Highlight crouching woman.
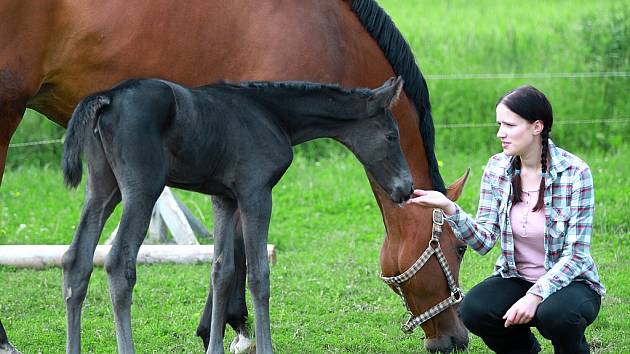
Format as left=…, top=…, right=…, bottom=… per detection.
left=408, top=86, right=604, bottom=354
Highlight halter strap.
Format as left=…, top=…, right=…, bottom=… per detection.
left=380, top=209, right=463, bottom=334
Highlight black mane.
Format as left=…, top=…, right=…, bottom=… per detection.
left=216, top=80, right=373, bottom=98
left=351, top=0, right=445, bottom=193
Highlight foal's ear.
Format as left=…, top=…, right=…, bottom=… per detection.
left=368, top=76, right=404, bottom=113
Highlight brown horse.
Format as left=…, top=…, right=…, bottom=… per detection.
left=0, top=0, right=468, bottom=352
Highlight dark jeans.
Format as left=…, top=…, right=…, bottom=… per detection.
left=459, top=275, right=601, bottom=354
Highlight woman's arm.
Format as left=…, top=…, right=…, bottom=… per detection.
left=408, top=159, right=503, bottom=255
left=527, top=166, right=595, bottom=300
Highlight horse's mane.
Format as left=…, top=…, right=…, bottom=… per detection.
left=351, top=0, right=445, bottom=193
left=217, top=80, right=373, bottom=98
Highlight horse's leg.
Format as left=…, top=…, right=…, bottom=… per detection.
left=0, top=319, right=20, bottom=354
left=104, top=178, right=162, bottom=354
left=0, top=98, right=25, bottom=186
left=226, top=220, right=251, bottom=353
left=0, top=320, right=6, bottom=345
left=238, top=191, right=273, bottom=354
left=197, top=216, right=250, bottom=353
left=197, top=291, right=213, bottom=350
left=206, top=196, right=239, bottom=354
left=62, top=143, right=121, bottom=354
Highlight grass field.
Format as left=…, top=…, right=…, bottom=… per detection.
left=1, top=146, right=629, bottom=353
left=2, top=0, right=629, bottom=353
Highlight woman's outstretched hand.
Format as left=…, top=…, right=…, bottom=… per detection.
left=407, top=189, right=457, bottom=216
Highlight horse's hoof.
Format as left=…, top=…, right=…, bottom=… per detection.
left=229, top=334, right=255, bottom=354
left=0, top=342, right=21, bottom=354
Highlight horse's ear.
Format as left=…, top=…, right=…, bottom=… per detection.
left=446, top=168, right=470, bottom=202
left=388, top=76, right=404, bottom=109
left=368, top=76, right=404, bottom=113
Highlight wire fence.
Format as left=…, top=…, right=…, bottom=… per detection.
left=425, top=71, right=630, bottom=80
left=8, top=138, right=64, bottom=148
left=8, top=118, right=629, bottom=148
left=7, top=71, right=628, bottom=148
left=434, top=117, right=630, bottom=129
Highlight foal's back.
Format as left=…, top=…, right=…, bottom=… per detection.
left=97, top=79, right=294, bottom=196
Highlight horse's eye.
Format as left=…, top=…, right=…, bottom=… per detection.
left=456, top=245, right=467, bottom=261
left=385, top=134, right=396, bottom=141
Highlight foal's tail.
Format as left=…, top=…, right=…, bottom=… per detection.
left=62, top=94, right=111, bottom=189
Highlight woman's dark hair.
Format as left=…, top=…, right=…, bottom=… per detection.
left=496, top=85, right=553, bottom=211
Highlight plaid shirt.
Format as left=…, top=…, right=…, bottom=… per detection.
left=446, top=140, right=605, bottom=300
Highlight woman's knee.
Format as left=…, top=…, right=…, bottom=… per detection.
left=536, top=305, right=586, bottom=339
left=536, top=286, right=600, bottom=338
left=459, top=294, right=498, bottom=332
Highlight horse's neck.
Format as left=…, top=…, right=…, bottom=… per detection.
left=246, top=90, right=351, bottom=145
left=270, top=108, right=340, bottom=146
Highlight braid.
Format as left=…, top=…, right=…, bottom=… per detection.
left=511, top=157, right=522, bottom=205
left=533, top=130, right=549, bottom=211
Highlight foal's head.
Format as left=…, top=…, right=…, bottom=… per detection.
left=332, top=76, right=412, bottom=204
left=224, top=76, right=413, bottom=204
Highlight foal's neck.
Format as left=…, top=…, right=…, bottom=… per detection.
left=220, top=82, right=370, bottom=145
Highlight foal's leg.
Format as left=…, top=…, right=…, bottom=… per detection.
left=62, top=147, right=120, bottom=354
left=226, top=222, right=251, bottom=353
left=238, top=191, right=273, bottom=354
left=0, top=319, right=20, bottom=354
left=104, top=185, right=162, bottom=354
left=102, top=129, right=166, bottom=353
left=206, top=196, right=239, bottom=354
left=197, top=215, right=249, bottom=352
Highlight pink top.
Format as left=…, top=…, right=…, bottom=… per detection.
left=509, top=190, right=546, bottom=282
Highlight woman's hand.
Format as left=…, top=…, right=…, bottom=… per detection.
left=406, top=189, right=457, bottom=215
left=502, top=293, right=542, bottom=327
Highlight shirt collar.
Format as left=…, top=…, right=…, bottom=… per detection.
left=547, top=139, right=570, bottom=183
left=503, top=139, right=569, bottom=180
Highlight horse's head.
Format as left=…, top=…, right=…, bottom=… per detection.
left=399, top=171, right=471, bottom=353
left=334, top=76, right=413, bottom=204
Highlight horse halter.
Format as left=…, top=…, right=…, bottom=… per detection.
left=380, top=209, right=463, bottom=334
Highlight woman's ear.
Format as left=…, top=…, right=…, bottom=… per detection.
left=533, top=120, right=544, bottom=135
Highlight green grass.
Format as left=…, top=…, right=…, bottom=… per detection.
left=1, top=146, right=628, bottom=353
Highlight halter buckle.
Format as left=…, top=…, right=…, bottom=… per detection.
left=451, top=288, right=464, bottom=303
left=432, top=208, right=444, bottom=226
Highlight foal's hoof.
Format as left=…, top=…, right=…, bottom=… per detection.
left=0, top=341, right=21, bottom=354
left=229, top=334, right=255, bottom=354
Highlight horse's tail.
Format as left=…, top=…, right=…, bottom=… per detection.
left=62, top=94, right=111, bottom=189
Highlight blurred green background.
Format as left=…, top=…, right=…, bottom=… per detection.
left=7, top=0, right=629, bottom=168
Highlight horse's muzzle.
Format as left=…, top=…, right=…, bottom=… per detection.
left=390, top=181, right=413, bottom=205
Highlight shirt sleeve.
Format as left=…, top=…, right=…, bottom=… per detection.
left=445, top=159, right=501, bottom=255
left=527, top=166, right=595, bottom=300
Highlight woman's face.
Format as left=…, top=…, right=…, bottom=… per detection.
left=495, top=103, right=543, bottom=156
